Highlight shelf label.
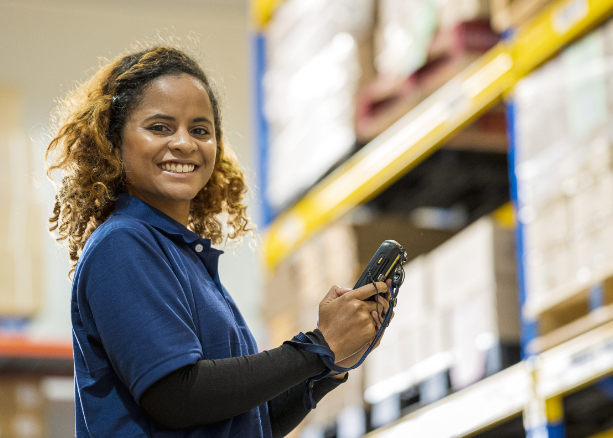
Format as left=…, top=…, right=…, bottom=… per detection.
left=553, top=0, right=589, bottom=34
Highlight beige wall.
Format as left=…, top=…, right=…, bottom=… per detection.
left=0, top=0, right=266, bottom=343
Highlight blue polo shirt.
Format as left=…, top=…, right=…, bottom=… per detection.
left=71, top=194, right=272, bottom=437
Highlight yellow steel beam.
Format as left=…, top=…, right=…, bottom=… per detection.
left=513, top=0, right=613, bottom=75
left=262, top=0, right=613, bottom=270
left=251, top=0, right=286, bottom=30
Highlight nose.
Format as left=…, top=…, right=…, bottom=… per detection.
left=168, top=128, right=197, bottom=154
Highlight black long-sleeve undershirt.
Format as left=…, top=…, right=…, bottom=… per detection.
left=140, top=330, right=346, bottom=435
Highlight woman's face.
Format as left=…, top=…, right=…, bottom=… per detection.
left=120, top=73, right=217, bottom=223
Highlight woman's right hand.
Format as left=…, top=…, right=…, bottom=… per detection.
left=316, top=282, right=389, bottom=362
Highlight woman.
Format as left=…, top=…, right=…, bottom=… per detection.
left=46, top=46, right=390, bottom=437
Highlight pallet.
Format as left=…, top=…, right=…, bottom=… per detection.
left=526, top=277, right=613, bottom=354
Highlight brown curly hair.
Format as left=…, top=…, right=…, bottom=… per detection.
left=46, top=46, right=253, bottom=276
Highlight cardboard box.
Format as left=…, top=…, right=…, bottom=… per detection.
left=0, top=87, right=44, bottom=317
left=364, top=324, right=404, bottom=389
left=351, top=216, right=455, bottom=270
left=448, top=289, right=495, bottom=389
left=563, top=29, right=608, bottom=143
left=415, top=310, right=449, bottom=363
left=513, top=56, right=566, bottom=165
left=523, top=198, right=568, bottom=253
left=388, top=256, right=429, bottom=332
left=429, top=216, right=515, bottom=309
left=0, top=376, right=46, bottom=438
left=263, top=223, right=359, bottom=340
left=568, top=170, right=613, bottom=235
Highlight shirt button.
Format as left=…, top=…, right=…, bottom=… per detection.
left=195, top=244, right=203, bottom=253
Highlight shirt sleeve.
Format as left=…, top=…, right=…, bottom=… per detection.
left=268, top=374, right=347, bottom=438
left=139, top=329, right=342, bottom=431
left=76, top=225, right=203, bottom=402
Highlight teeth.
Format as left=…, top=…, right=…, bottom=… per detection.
left=160, top=163, right=196, bottom=173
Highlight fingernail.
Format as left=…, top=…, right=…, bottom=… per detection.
left=340, top=287, right=351, bottom=292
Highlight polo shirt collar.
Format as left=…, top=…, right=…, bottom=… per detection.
left=113, top=194, right=210, bottom=246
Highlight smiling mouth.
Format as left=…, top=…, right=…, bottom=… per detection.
left=158, top=163, right=197, bottom=173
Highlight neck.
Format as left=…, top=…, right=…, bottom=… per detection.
left=124, top=187, right=191, bottom=226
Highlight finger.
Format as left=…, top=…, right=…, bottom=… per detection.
left=322, top=285, right=352, bottom=303
left=337, top=287, right=353, bottom=297
left=376, top=295, right=390, bottom=315
left=385, top=279, right=392, bottom=300
left=363, top=296, right=390, bottom=317
left=345, top=281, right=388, bottom=301
left=371, top=310, right=382, bottom=330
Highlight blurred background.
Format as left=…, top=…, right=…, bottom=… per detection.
left=1, top=0, right=613, bottom=436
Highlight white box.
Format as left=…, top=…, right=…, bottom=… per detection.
left=394, top=256, right=429, bottom=332
left=523, top=199, right=568, bottom=252
left=448, top=289, right=495, bottom=389
left=562, top=29, right=608, bottom=142
left=414, top=310, right=449, bottom=363
left=430, top=216, right=515, bottom=309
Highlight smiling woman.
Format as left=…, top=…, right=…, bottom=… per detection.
left=120, top=74, right=218, bottom=225
left=45, top=46, right=392, bottom=438
left=46, top=47, right=251, bottom=272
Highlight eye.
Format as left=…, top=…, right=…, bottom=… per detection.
left=191, top=127, right=211, bottom=136
left=148, top=124, right=169, bottom=133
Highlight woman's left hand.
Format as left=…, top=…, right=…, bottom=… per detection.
left=331, top=281, right=393, bottom=378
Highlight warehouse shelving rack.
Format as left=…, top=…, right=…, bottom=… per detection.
left=253, top=0, right=613, bottom=436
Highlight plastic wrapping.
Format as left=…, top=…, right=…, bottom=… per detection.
left=264, top=0, right=375, bottom=213
left=514, top=23, right=613, bottom=302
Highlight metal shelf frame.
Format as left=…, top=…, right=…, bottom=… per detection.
left=251, top=1, right=613, bottom=437
left=256, top=0, right=613, bottom=271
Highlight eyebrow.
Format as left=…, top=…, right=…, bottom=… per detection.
left=144, top=114, right=213, bottom=124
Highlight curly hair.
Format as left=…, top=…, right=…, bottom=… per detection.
left=46, top=46, right=253, bottom=276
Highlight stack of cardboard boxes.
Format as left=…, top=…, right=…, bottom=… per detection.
left=515, top=21, right=613, bottom=313
left=0, top=88, right=43, bottom=318
left=0, top=376, right=46, bottom=438
left=364, top=215, right=519, bottom=430
left=264, top=218, right=455, bottom=436
left=267, top=213, right=519, bottom=436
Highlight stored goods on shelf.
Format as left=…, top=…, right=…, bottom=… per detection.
left=264, top=218, right=455, bottom=435
left=1, top=376, right=45, bottom=438
left=0, top=374, right=74, bottom=438
left=263, top=0, right=375, bottom=215
left=374, top=0, right=491, bottom=80
left=430, top=216, right=519, bottom=389
left=363, top=214, right=520, bottom=431
left=0, top=88, right=44, bottom=318
left=358, top=19, right=499, bottom=143
left=490, top=0, right=556, bottom=33
left=514, top=18, right=613, bottom=353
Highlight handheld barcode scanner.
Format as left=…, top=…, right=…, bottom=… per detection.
left=285, top=240, right=407, bottom=410
left=354, top=240, right=407, bottom=305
